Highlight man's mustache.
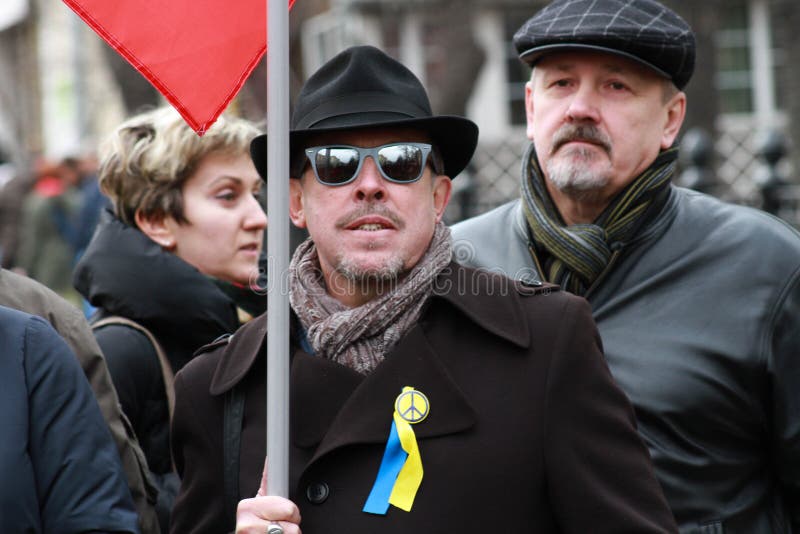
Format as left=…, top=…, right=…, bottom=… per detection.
left=336, top=204, right=405, bottom=230
left=551, top=124, right=612, bottom=155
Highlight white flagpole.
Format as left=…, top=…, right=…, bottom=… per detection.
left=266, top=0, right=290, bottom=497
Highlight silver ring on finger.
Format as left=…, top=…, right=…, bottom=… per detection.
left=267, top=521, right=284, bottom=534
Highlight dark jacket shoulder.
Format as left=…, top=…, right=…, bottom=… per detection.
left=176, top=314, right=267, bottom=400
left=176, top=334, right=234, bottom=393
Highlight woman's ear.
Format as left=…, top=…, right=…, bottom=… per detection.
left=134, top=209, right=176, bottom=249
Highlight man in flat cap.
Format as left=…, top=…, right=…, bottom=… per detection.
left=169, top=45, right=678, bottom=533
left=453, top=0, right=800, bottom=531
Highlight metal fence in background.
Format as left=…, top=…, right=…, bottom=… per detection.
left=445, top=128, right=799, bottom=230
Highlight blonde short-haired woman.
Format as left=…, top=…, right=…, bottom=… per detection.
left=74, top=106, right=267, bottom=532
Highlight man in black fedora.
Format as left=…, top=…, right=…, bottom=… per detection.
left=452, top=0, right=800, bottom=531
left=169, top=45, right=677, bottom=533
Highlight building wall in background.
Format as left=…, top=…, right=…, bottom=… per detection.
left=37, top=0, right=126, bottom=159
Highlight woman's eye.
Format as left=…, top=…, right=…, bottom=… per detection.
left=215, top=190, right=237, bottom=201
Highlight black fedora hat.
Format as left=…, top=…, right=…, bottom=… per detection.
left=250, top=45, right=479, bottom=180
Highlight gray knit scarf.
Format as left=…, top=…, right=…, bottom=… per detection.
left=289, top=222, right=452, bottom=374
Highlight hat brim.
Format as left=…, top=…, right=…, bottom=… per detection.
left=250, top=114, right=478, bottom=182
left=519, top=43, right=672, bottom=81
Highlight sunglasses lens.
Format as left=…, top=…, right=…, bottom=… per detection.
left=378, top=144, right=424, bottom=182
left=314, top=147, right=360, bottom=184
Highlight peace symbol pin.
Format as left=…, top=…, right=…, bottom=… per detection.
left=394, top=388, right=430, bottom=424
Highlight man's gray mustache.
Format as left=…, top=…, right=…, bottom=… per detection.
left=551, top=124, right=612, bottom=155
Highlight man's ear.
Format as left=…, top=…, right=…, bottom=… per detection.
left=432, top=174, right=452, bottom=223
left=134, top=209, right=176, bottom=249
left=661, top=91, right=687, bottom=149
left=289, top=178, right=308, bottom=229
left=525, top=80, right=536, bottom=141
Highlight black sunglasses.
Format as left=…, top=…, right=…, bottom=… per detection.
left=300, top=142, right=443, bottom=186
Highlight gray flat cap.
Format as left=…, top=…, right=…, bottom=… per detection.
left=513, top=0, right=695, bottom=89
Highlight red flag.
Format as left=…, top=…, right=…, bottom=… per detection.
left=64, top=0, right=295, bottom=135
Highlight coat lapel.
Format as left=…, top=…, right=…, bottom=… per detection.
left=432, top=262, right=535, bottom=347
left=208, top=263, right=542, bottom=482
left=208, top=313, right=267, bottom=395
left=293, top=325, right=476, bottom=469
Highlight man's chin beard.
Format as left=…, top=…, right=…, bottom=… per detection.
left=545, top=150, right=611, bottom=202
left=334, top=256, right=405, bottom=284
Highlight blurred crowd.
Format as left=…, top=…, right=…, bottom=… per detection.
left=0, top=152, right=107, bottom=307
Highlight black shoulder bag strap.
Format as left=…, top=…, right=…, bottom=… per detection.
left=223, top=382, right=247, bottom=523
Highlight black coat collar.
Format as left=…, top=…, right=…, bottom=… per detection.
left=75, top=210, right=240, bottom=353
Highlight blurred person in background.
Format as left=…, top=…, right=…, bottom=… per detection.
left=0, top=152, right=31, bottom=268
left=73, top=106, right=267, bottom=532
left=74, top=154, right=109, bottom=255
left=56, top=154, right=110, bottom=318
left=50, top=154, right=111, bottom=262
left=16, top=156, right=83, bottom=302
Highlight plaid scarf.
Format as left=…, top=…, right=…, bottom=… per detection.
left=521, top=143, right=678, bottom=295
left=289, top=222, right=452, bottom=375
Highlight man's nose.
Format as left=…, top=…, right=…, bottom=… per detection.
left=565, top=86, right=601, bottom=123
left=353, top=156, right=386, bottom=201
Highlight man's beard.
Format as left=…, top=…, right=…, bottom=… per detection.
left=324, top=252, right=407, bottom=299
left=545, top=123, right=613, bottom=199
left=330, top=202, right=408, bottom=287
left=334, top=254, right=404, bottom=283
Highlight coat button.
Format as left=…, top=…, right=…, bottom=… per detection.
left=306, top=482, right=329, bottom=504
left=519, top=274, right=543, bottom=287
left=516, top=273, right=545, bottom=295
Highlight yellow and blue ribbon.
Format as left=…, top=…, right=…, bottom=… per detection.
left=363, top=386, right=425, bottom=514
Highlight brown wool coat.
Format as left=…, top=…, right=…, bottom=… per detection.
left=170, top=263, right=677, bottom=533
